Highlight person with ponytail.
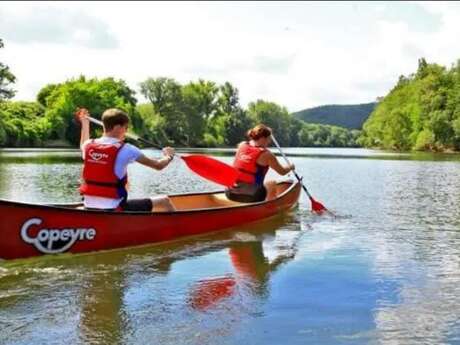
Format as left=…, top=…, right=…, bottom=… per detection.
left=225, top=124, right=295, bottom=203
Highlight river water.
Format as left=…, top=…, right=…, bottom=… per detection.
left=0, top=148, right=460, bottom=345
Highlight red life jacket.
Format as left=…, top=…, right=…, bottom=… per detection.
left=79, top=140, right=128, bottom=199
left=233, top=142, right=268, bottom=185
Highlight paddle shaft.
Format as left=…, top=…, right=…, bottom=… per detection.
left=270, top=135, right=313, bottom=199
left=87, top=116, right=163, bottom=150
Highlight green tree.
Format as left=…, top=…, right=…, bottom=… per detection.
left=182, top=79, right=219, bottom=146
left=247, top=100, right=292, bottom=145
left=298, top=125, right=314, bottom=146
left=0, top=101, right=48, bottom=146
left=288, top=118, right=303, bottom=146
left=0, top=39, right=16, bottom=101
left=359, top=58, right=460, bottom=151
left=217, top=82, right=240, bottom=116
left=139, top=77, right=189, bottom=145
left=221, top=108, right=254, bottom=146
left=135, top=103, right=169, bottom=146
left=36, top=83, right=60, bottom=107
left=42, top=76, right=137, bottom=146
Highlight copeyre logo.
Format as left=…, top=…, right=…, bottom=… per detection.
left=20, top=218, right=96, bottom=254
left=88, top=149, right=109, bottom=162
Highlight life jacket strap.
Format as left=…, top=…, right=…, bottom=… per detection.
left=83, top=180, right=125, bottom=187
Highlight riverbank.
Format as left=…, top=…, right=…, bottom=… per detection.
left=3, top=147, right=460, bottom=163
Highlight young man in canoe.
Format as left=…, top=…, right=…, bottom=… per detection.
left=77, top=107, right=176, bottom=212
left=226, top=124, right=295, bottom=202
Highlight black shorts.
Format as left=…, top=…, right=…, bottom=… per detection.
left=225, top=183, right=267, bottom=203
left=119, top=198, right=153, bottom=212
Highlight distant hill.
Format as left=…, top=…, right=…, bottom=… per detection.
left=292, top=102, right=377, bottom=129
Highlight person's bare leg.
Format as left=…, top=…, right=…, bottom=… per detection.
left=264, top=180, right=278, bottom=200
left=151, top=195, right=176, bottom=212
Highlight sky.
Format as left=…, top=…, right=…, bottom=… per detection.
left=1, top=1, right=460, bottom=112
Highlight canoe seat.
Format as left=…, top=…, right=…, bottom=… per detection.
left=171, top=192, right=244, bottom=211
left=210, top=193, right=245, bottom=207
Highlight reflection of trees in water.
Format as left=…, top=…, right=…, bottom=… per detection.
left=368, top=163, right=460, bottom=343
left=0, top=158, right=7, bottom=196
left=78, top=270, right=125, bottom=345
left=0, top=152, right=82, bottom=202
left=0, top=155, right=80, bottom=164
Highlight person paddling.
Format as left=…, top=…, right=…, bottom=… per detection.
left=226, top=124, right=295, bottom=202
left=77, top=107, right=176, bottom=212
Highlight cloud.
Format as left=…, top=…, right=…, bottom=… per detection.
left=253, top=55, right=296, bottom=74
left=2, top=2, right=460, bottom=111
left=0, top=6, right=118, bottom=49
left=373, top=2, right=443, bottom=33
left=184, top=54, right=296, bottom=76
left=402, top=42, right=426, bottom=60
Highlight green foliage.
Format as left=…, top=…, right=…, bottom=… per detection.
left=36, top=83, right=59, bottom=107
left=139, top=78, right=259, bottom=147
left=139, top=77, right=189, bottom=145
left=0, top=101, right=48, bottom=146
left=42, top=76, right=137, bottom=146
left=360, top=58, right=460, bottom=151
left=182, top=79, right=219, bottom=146
left=217, top=82, right=254, bottom=146
left=293, top=102, right=377, bottom=129
left=248, top=100, right=292, bottom=145
left=298, top=123, right=359, bottom=147
left=0, top=39, right=16, bottom=101
left=2, top=74, right=359, bottom=148
left=135, top=103, right=169, bottom=146
left=414, top=129, right=435, bottom=151
left=221, top=108, right=254, bottom=146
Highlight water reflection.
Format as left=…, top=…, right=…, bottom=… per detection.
left=2, top=149, right=460, bottom=344
left=120, top=214, right=303, bottom=345
left=0, top=213, right=303, bottom=345
left=347, top=160, right=460, bottom=344
left=188, top=223, right=301, bottom=312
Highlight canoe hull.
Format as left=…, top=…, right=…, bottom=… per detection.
left=0, top=181, right=300, bottom=260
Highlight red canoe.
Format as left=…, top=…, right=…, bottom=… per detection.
left=0, top=181, right=301, bottom=260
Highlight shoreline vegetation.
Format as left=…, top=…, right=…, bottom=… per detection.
left=2, top=40, right=460, bottom=152
left=0, top=37, right=357, bottom=150
left=0, top=76, right=360, bottom=149
left=359, top=58, right=460, bottom=152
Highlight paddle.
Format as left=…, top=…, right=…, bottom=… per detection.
left=270, top=134, right=331, bottom=215
left=80, top=115, right=239, bottom=187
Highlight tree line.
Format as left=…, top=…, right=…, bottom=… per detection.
left=0, top=39, right=359, bottom=148
left=359, top=58, right=460, bottom=151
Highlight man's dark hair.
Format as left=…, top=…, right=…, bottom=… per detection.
left=102, top=108, right=129, bottom=131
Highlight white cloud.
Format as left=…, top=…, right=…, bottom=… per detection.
left=1, top=1, right=460, bottom=111
left=0, top=5, right=118, bottom=48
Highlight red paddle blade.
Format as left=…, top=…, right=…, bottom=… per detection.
left=181, top=154, right=238, bottom=187
left=310, top=197, right=327, bottom=214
